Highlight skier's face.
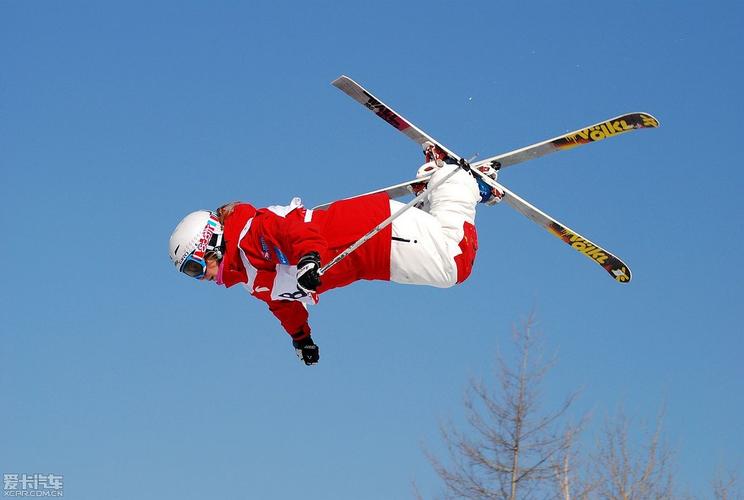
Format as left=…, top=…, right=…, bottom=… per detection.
left=200, top=257, right=220, bottom=282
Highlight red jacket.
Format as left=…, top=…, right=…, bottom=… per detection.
left=219, top=193, right=392, bottom=340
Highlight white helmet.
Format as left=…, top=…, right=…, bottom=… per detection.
left=169, top=210, right=224, bottom=278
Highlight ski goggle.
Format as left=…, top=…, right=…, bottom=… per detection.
left=180, top=252, right=209, bottom=279
left=178, top=214, right=222, bottom=280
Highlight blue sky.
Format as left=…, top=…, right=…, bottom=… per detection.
left=1, top=1, right=742, bottom=498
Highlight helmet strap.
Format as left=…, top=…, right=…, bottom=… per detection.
left=208, top=231, right=225, bottom=261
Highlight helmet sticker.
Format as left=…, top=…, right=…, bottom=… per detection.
left=192, top=218, right=219, bottom=261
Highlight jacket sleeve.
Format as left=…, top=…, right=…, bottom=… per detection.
left=258, top=208, right=330, bottom=264
left=267, top=299, right=311, bottom=341
left=252, top=269, right=312, bottom=341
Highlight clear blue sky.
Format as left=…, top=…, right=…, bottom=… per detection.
left=2, top=1, right=742, bottom=498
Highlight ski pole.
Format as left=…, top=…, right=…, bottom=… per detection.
left=318, top=164, right=463, bottom=277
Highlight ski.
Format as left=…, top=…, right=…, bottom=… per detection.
left=332, top=76, right=461, bottom=163
left=312, top=176, right=428, bottom=211
left=331, top=75, right=649, bottom=283
left=333, top=76, right=658, bottom=172
left=470, top=112, right=659, bottom=171
left=487, top=178, right=631, bottom=282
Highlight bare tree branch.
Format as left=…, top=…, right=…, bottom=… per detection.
left=712, top=468, right=743, bottom=500
left=421, top=314, right=739, bottom=499
left=590, top=407, right=676, bottom=500
left=425, top=314, right=585, bottom=499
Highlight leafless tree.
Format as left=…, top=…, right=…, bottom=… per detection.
left=419, top=315, right=741, bottom=500
left=589, top=408, right=676, bottom=499
left=712, top=469, right=743, bottom=500
left=552, top=429, right=597, bottom=500
left=424, top=315, right=585, bottom=500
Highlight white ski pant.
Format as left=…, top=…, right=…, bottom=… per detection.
left=389, top=164, right=481, bottom=288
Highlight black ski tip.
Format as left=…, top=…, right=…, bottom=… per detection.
left=607, top=263, right=632, bottom=284
left=630, top=112, right=661, bottom=128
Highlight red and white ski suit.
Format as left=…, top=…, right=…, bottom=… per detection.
left=218, top=164, right=481, bottom=341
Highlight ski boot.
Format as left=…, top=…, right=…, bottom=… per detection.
left=409, top=141, right=447, bottom=196
left=473, top=161, right=504, bottom=205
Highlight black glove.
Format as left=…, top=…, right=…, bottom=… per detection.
left=296, top=251, right=321, bottom=293
left=292, top=336, right=320, bottom=366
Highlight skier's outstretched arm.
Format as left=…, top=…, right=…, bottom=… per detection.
left=267, top=299, right=320, bottom=366
left=266, top=297, right=311, bottom=339
left=253, top=282, right=320, bottom=366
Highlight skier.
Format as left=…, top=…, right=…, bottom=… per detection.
left=168, top=151, right=502, bottom=366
